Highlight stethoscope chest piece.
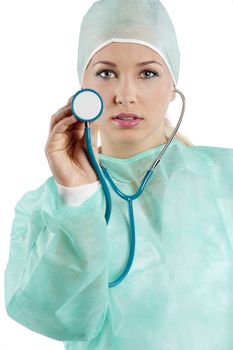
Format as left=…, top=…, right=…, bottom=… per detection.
left=71, top=88, right=104, bottom=122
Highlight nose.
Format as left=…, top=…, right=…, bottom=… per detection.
left=115, top=96, right=137, bottom=105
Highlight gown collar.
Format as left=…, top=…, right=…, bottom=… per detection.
left=98, top=139, right=189, bottom=183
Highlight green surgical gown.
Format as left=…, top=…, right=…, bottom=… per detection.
left=4, top=139, right=233, bottom=349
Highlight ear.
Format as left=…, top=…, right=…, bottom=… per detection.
left=170, top=84, right=176, bottom=102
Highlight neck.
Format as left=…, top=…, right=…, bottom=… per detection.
left=99, top=133, right=168, bottom=159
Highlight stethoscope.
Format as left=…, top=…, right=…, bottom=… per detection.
left=71, top=87, right=185, bottom=288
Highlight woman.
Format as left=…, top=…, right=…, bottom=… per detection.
left=4, top=0, right=233, bottom=349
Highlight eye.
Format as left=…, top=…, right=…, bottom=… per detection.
left=96, top=70, right=116, bottom=79
left=140, top=70, right=159, bottom=79
left=96, top=69, right=159, bottom=80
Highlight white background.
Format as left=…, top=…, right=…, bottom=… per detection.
left=0, top=1, right=233, bottom=349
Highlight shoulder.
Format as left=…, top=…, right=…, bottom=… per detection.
left=190, top=144, right=233, bottom=166
left=189, top=144, right=233, bottom=189
left=173, top=139, right=233, bottom=169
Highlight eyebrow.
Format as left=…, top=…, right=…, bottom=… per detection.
left=93, top=60, right=162, bottom=67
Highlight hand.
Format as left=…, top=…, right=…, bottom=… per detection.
left=45, top=95, right=100, bottom=187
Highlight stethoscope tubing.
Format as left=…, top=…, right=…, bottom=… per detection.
left=84, top=88, right=185, bottom=288
left=84, top=126, right=112, bottom=223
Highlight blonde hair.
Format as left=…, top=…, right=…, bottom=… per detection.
left=164, top=117, right=194, bottom=147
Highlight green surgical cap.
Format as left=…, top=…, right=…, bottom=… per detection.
left=77, top=0, right=180, bottom=87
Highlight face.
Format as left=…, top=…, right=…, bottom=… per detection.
left=82, top=42, right=176, bottom=158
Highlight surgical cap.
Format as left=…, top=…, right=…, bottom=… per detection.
left=77, top=0, right=180, bottom=87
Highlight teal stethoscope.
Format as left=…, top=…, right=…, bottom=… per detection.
left=71, top=88, right=185, bottom=288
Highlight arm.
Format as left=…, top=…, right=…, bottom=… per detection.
left=4, top=176, right=109, bottom=342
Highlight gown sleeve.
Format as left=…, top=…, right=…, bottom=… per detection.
left=55, top=180, right=101, bottom=207
left=4, top=176, right=109, bottom=342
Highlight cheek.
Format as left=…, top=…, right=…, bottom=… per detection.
left=145, top=89, right=167, bottom=110
left=145, top=91, right=171, bottom=121
left=99, top=89, right=112, bottom=104
left=148, top=83, right=172, bottom=109
left=95, top=110, right=109, bottom=128
left=99, top=94, right=114, bottom=118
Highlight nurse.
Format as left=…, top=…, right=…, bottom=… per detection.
left=5, top=0, right=233, bottom=349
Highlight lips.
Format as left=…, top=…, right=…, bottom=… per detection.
left=112, top=113, right=143, bottom=120
left=111, top=113, right=144, bottom=128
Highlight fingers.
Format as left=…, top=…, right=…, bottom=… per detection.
left=66, top=94, right=75, bottom=106
left=50, top=99, right=84, bottom=136
left=50, top=115, right=79, bottom=136
left=48, top=94, right=100, bottom=148
left=49, top=94, right=75, bottom=133
left=49, top=105, right=71, bottom=132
